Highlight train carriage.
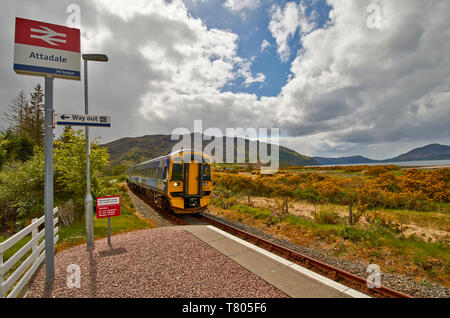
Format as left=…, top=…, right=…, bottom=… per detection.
left=127, top=150, right=213, bottom=214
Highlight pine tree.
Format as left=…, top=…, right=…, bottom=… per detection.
left=29, top=83, right=45, bottom=146
left=3, top=91, right=31, bottom=137
left=3, top=84, right=45, bottom=146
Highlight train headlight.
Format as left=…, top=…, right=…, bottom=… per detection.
left=202, top=182, right=209, bottom=186
left=173, top=182, right=181, bottom=187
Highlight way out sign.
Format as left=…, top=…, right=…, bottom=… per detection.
left=55, top=113, right=111, bottom=127
left=14, top=17, right=81, bottom=80
left=96, top=196, right=121, bottom=219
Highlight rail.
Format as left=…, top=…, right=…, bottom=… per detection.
left=199, top=213, right=411, bottom=298
left=0, top=207, right=59, bottom=298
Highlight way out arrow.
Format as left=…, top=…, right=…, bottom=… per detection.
left=60, top=115, right=70, bottom=120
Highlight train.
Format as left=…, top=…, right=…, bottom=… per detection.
left=127, top=149, right=213, bottom=214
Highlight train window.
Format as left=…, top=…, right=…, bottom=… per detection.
left=171, top=163, right=183, bottom=181
left=202, top=164, right=211, bottom=181
left=163, top=167, right=168, bottom=180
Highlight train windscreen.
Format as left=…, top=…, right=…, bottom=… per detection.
left=171, top=163, right=183, bottom=181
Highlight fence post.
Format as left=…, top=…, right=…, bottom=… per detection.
left=349, top=204, right=353, bottom=225
left=32, top=218, right=38, bottom=262
left=0, top=246, right=4, bottom=298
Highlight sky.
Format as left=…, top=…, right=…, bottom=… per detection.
left=1, top=0, right=449, bottom=160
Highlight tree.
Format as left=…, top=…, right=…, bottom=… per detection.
left=3, top=85, right=45, bottom=146
left=0, top=128, right=112, bottom=231
left=28, top=83, right=45, bottom=145
left=0, top=129, right=35, bottom=169
left=59, top=125, right=74, bottom=143
left=54, top=128, right=111, bottom=211
left=3, top=91, right=31, bottom=137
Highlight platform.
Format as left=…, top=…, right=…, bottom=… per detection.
left=25, top=226, right=370, bottom=298
left=174, top=225, right=369, bottom=298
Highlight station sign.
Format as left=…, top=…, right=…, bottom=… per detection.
left=55, top=113, right=111, bottom=127
left=14, top=17, right=81, bottom=80
left=96, top=196, right=121, bottom=219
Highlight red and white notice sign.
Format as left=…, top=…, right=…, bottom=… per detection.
left=96, top=195, right=121, bottom=219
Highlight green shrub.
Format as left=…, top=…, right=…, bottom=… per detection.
left=314, top=206, right=341, bottom=224
left=338, top=226, right=376, bottom=242
left=235, top=204, right=272, bottom=220
left=211, top=197, right=239, bottom=209
left=0, top=128, right=112, bottom=232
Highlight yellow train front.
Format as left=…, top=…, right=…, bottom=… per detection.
left=127, top=150, right=213, bottom=214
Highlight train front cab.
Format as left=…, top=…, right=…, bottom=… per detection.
left=167, top=151, right=212, bottom=214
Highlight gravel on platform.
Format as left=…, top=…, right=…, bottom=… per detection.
left=25, top=228, right=288, bottom=298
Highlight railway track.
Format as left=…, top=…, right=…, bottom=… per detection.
left=129, top=186, right=411, bottom=298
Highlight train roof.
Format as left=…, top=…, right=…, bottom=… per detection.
left=130, top=149, right=211, bottom=169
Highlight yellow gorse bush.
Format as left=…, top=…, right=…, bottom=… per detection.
left=214, top=168, right=450, bottom=211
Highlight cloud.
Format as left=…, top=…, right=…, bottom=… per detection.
left=87, top=0, right=272, bottom=133
left=274, top=0, right=450, bottom=157
left=269, top=1, right=315, bottom=62
left=223, top=0, right=260, bottom=12
left=1, top=0, right=449, bottom=160
left=261, top=39, right=271, bottom=52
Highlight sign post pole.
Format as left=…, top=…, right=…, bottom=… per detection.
left=44, top=75, right=54, bottom=282
left=84, top=59, right=94, bottom=247
left=108, top=217, right=111, bottom=246
left=96, top=195, right=120, bottom=247
left=82, top=54, right=108, bottom=248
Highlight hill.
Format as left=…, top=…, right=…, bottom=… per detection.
left=102, top=134, right=319, bottom=167
left=313, top=144, right=450, bottom=165
left=384, top=144, right=450, bottom=162
left=314, top=156, right=379, bottom=165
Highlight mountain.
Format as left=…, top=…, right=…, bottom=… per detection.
left=102, top=134, right=319, bottom=167
left=314, top=144, right=450, bottom=165
left=314, top=156, right=379, bottom=165
left=384, top=144, right=450, bottom=162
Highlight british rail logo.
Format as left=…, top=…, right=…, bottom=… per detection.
left=30, top=25, right=67, bottom=46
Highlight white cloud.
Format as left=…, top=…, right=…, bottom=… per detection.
left=261, top=39, right=271, bottom=52
left=87, top=0, right=450, bottom=158
left=91, top=0, right=272, bottom=131
left=244, top=72, right=266, bottom=86
left=2, top=0, right=449, bottom=159
left=223, top=0, right=260, bottom=12
left=268, top=1, right=315, bottom=62
left=273, top=0, right=450, bottom=157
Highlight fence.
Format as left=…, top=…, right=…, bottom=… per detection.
left=0, top=207, right=59, bottom=298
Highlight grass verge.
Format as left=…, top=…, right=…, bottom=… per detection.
left=56, top=186, right=155, bottom=252
left=210, top=200, right=450, bottom=288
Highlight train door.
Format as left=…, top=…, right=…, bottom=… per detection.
left=187, top=162, right=200, bottom=195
